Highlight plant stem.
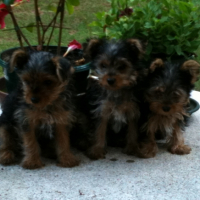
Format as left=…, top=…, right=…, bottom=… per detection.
left=9, top=10, right=23, bottom=48
left=34, top=0, right=41, bottom=46
left=9, top=8, right=34, bottom=50
left=45, top=19, right=57, bottom=51
left=57, top=0, right=65, bottom=55
left=2, top=25, right=70, bottom=31
left=44, top=0, right=62, bottom=32
left=41, top=0, right=62, bottom=49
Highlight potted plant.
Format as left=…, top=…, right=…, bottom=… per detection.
left=0, top=0, right=90, bottom=94
left=89, top=0, right=200, bottom=61
left=89, top=0, right=200, bottom=113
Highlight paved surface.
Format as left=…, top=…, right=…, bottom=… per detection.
left=0, top=91, right=200, bottom=200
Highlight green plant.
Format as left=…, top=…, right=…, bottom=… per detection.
left=0, top=0, right=80, bottom=54
left=90, top=0, right=200, bottom=60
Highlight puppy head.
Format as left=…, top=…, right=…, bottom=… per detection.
left=85, top=38, right=145, bottom=90
left=11, top=49, right=74, bottom=108
left=145, top=59, right=199, bottom=116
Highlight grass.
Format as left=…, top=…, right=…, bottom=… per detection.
left=0, top=0, right=109, bottom=79
left=0, top=0, right=200, bottom=91
left=0, top=0, right=109, bottom=51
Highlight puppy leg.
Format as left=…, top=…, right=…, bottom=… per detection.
left=87, top=118, right=108, bottom=160
left=22, top=127, right=44, bottom=169
left=123, top=120, right=139, bottom=155
left=138, top=130, right=158, bottom=158
left=0, top=126, right=18, bottom=165
left=168, top=123, right=191, bottom=155
left=55, top=124, right=80, bottom=168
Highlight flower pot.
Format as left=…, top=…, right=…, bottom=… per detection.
left=0, top=46, right=90, bottom=94
left=188, top=98, right=200, bottom=115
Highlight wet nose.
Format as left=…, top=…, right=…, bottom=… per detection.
left=162, top=106, right=170, bottom=112
left=107, top=78, right=116, bottom=85
left=31, top=97, right=40, bottom=104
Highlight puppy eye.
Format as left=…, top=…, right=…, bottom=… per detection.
left=173, top=91, right=181, bottom=97
left=118, top=65, right=126, bottom=71
left=43, top=80, right=53, bottom=85
left=24, top=80, right=30, bottom=86
left=155, top=90, right=163, bottom=95
left=101, top=63, right=107, bottom=69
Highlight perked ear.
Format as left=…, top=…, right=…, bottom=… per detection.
left=149, top=58, right=164, bottom=72
left=10, top=49, right=29, bottom=72
left=181, top=60, right=200, bottom=84
left=51, top=57, right=74, bottom=82
left=83, top=38, right=105, bottom=60
left=126, top=39, right=145, bottom=59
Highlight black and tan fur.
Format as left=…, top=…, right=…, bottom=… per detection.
left=139, top=59, right=200, bottom=158
left=84, top=38, right=147, bottom=159
left=0, top=50, right=81, bottom=169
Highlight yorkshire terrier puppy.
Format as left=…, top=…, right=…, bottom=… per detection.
left=139, top=58, right=200, bottom=158
left=84, top=38, right=147, bottom=159
left=0, top=50, right=80, bottom=169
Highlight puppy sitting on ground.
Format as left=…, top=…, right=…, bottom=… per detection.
left=139, top=58, right=200, bottom=158
left=0, top=50, right=80, bottom=169
left=84, top=38, right=147, bottom=160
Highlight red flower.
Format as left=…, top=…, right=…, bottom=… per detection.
left=0, top=0, right=29, bottom=29
left=119, top=7, right=133, bottom=18
left=63, top=40, right=82, bottom=57
left=0, top=3, right=9, bottom=29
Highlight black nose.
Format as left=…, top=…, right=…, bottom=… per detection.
left=31, top=97, right=40, bottom=104
left=107, top=78, right=116, bottom=85
left=162, top=106, right=170, bottom=112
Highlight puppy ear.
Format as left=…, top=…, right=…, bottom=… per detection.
left=83, top=38, right=105, bottom=60
left=149, top=58, right=164, bottom=72
left=181, top=60, right=200, bottom=84
left=51, top=57, right=74, bottom=82
left=10, top=49, right=29, bottom=72
left=126, top=39, right=145, bottom=59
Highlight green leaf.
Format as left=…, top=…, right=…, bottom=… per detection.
left=66, top=1, right=74, bottom=15
left=105, top=15, right=114, bottom=25
left=146, top=43, right=152, bottom=55
left=144, top=22, right=152, bottom=29
left=88, top=21, right=103, bottom=27
left=95, top=12, right=106, bottom=20
left=67, top=0, right=80, bottom=7
left=3, top=0, right=15, bottom=5
left=160, top=17, right=168, bottom=23
left=46, top=5, right=57, bottom=13
left=190, top=40, right=200, bottom=50
left=166, top=45, right=174, bottom=54
left=26, top=23, right=35, bottom=33
left=174, top=45, right=182, bottom=55
left=185, top=40, right=191, bottom=47
left=166, top=35, right=175, bottom=41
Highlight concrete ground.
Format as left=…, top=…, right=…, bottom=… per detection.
left=0, top=91, right=200, bottom=200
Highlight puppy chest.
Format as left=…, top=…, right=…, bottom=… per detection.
left=148, top=115, right=177, bottom=135
left=101, top=101, right=139, bottom=130
left=16, top=108, right=72, bottom=126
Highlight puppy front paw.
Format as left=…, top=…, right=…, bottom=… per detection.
left=22, top=157, right=45, bottom=169
left=138, top=142, right=158, bottom=158
left=122, top=145, right=138, bottom=156
left=87, top=146, right=106, bottom=160
left=0, top=150, right=16, bottom=165
left=168, top=145, right=191, bottom=155
left=57, top=154, right=80, bottom=168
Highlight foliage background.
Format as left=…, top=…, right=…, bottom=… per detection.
left=0, top=0, right=200, bottom=90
